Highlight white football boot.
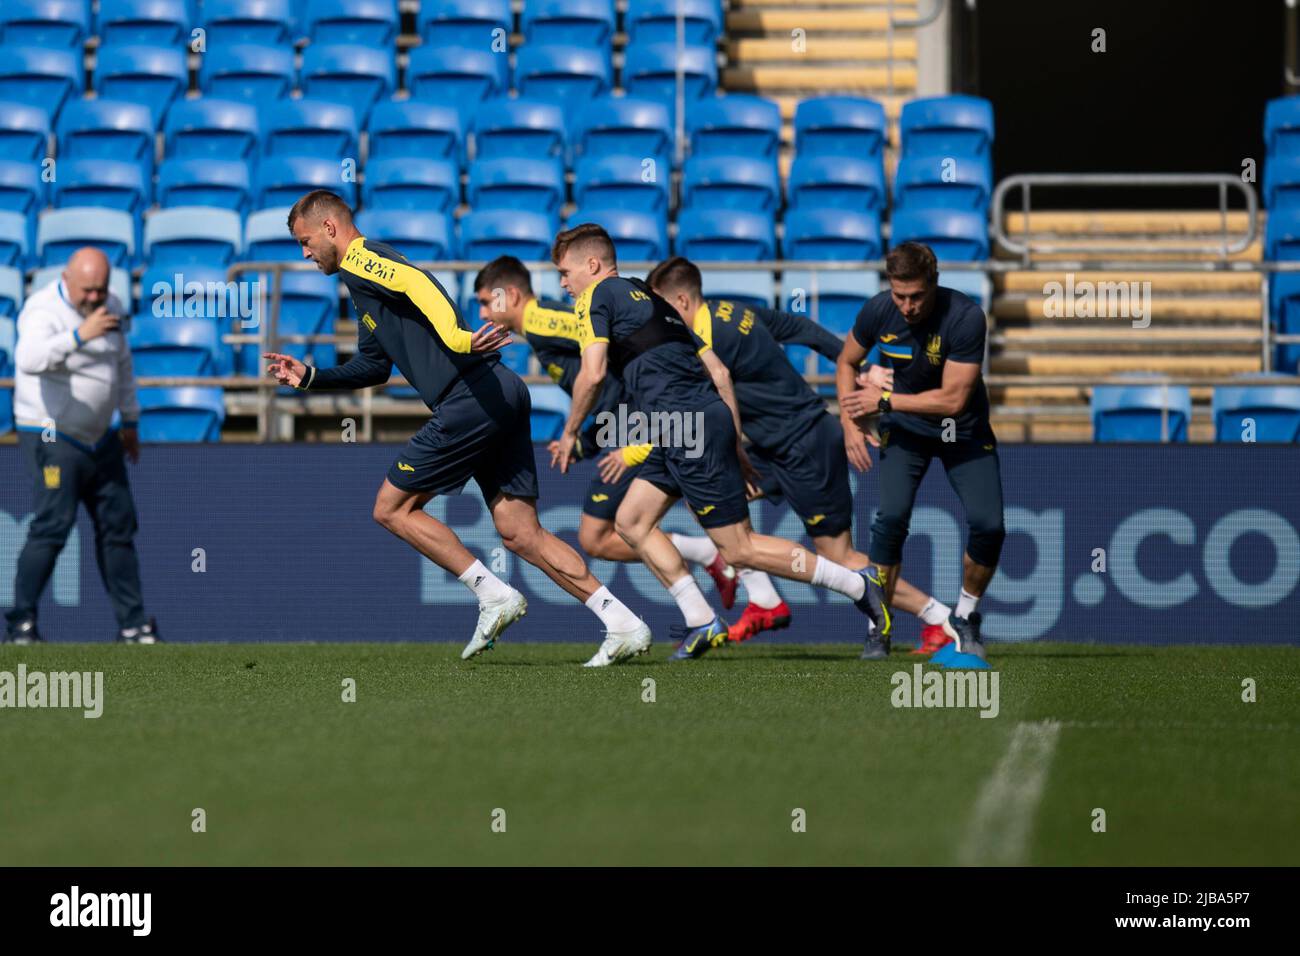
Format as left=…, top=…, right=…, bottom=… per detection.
left=461, top=590, right=527, bottom=659
left=583, top=622, right=653, bottom=667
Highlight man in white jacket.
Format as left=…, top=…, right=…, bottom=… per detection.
left=5, top=248, right=160, bottom=645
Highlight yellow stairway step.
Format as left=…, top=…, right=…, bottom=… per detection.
left=725, top=64, right=917, bottom=93
left=726, top=36, right=917, bottom=61
left=998, top=271, right=1261, bottom=294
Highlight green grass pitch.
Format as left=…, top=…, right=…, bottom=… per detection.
left=1, top=642, right=1296, bottom=866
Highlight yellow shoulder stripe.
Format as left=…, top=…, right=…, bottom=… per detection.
left=524, top=301, right=592, bottom=348
left=342, top=241, right=472, bottom=354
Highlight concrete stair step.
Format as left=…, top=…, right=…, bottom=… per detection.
left=997, top=270, right=1262, bottom=294
left=724, top=64, right=918, bottom=93
left=990, top=354, right=1261, bottom=376
left=993, top=294, right=1261, bottom=321
left=726, top=36, right=917, bottom=61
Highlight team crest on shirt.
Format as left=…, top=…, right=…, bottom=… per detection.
left=361, top=312, right=376, bottom=332
left=43, top=466, right=60, bottom=489
left=925, top=334, right=942, bottom=365
left=546, top=362, right=565, bottom=383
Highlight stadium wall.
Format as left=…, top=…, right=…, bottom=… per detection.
left=1, top=445, right=1297, bottom=645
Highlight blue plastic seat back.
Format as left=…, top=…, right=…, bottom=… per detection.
left=1264, top=156, right=1300, bottom=209
left=675, top=208, right=775, bottom=261
left=574, top=96, right=671, bottom=168
left=244, top=206, right=298, bottom=261
left=362, top=157, right=458, bottom=214
left=528, top=383, right=571, bottom=441
left=137, top=386, right=226, bottom=441
left=522, top=0, right=615, bottom=48
left=473, top=97, right=567, bottom=160
left=232, top=269, right=339, bottom=373
left=574, top=153, right=669, bottom=213
left=1265, top=95, right=1300, bottom=157
left=460, top=209, right=556, bottom=260
left=0, top=265, right=24, bottom=316
left=794, top=96, right=886, bottom=161
left=130, top=314, right=222, bottom=376
left=699, top=269, right=775, bottom=309
left=355, top=209, right=454, bottom=261
left=688, top=94, right=781, bottom=160
left=468, top=157, right=566, bottom=215
left=1271, top=273, right=1300, bottom=372
left=682, top=155, right=780, bottom=212
left=95, top=44, right=188, bottom=126
left=623, top=42, right=716, bottom=104
left=304, top=0, right=398, bottom=46
left=202, top=0, right=293, bottom=45
left=0, top=101, right=51, bottom=161
left=262, top=98, right=359, bottom=159
left=890, top=208, right=988, bottom=262
left=164, top=97, right=260, bottom=159
left=257, top=155, right=357, bottom=210
left=57, top=99, right=155, bottom=175
left=788, top=155, right=885, bottom=212
left=0, top=0, right=89, bottom=49
left=783, top=208, right=882, bottom=261
left=368, top=99, right=464, bottom=166
left=201, top=43, right=295, bottom=102
left=98, top=0, right=190, bottom=46
left=157, top=157, right=252, bottom=213
left=1212, top=386, right=1300, bottom=442
left=301, top=43, right=395, bottom=125
left=418, top=0, right=511, bottom=48
left=626, top=0, right=722, bottom=46
left=566, top=206, right=667, bottom=261
left=0, top=46, right=81, bottom=121
left=0, top=211, right=30, bottom=267
left=1091, top=386, right=1191, bottom=442
left=53, top=158, right=149, bottom=214
left=145, top=205, right=242, bottom=268
left=900, top=94, right=995, bottom=157
left=0, top=160, right=45, bottom=216
left=894, top=152, right=993, bottom=211
left=516, top=43, right=612, bottom=104
left=407, top=45, right=507, bottom=122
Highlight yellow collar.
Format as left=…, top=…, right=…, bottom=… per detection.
left=692, top=302, right=711, bottom=333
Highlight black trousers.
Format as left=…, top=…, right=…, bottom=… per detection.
left=5, top=430, right=146, bottom=631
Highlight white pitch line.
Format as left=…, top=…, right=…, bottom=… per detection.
left=957, top=720, right=1062, bottom=867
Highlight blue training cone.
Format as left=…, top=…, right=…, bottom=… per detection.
left=929, top=642, right=959, bottom=665
left=942, top=651, right=992, bottom=670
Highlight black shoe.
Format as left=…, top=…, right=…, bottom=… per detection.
left=859, top=631, right=891, bottom=660
left=943, top=612, right=986, bottom=660
left=118, top=617, right=162, bottom=644
left=7, top=619, right=43, bottom=645
left=853, top=567, right=892, bottom=637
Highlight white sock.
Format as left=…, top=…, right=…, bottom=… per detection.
left=668, top=575, right=716, bottom=627
left=919, top=597, right=951, bottom=626
left=956, top=589, right=980, bottom=618
left=458, top=559, right=514, bottom=603
left=738, top=569, right=782, bottom=609
left=670, top=533, right=720, bottom=566
left=811, top=555, right=865, bottom=601
left=585, top=586, right=642, bottom=632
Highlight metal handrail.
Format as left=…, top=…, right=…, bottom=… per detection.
left=893, top=0, right=946, bottom=29
left=991, top=173, right=1259, bottom=260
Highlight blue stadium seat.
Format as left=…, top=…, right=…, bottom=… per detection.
left=0, top=101, right=51, bottom=162
left=407, top=45, right=507, bottom=120
left=495, top=340, right=531, bottom=376
left=164, top=98, right=259, bottom=159
left=900, top=94, right=994, bottom=158
left=782, top=268, right=878, bottom=335
left=574, top=96, right=671, bottom=167
left=788, top=155, right=884, bottom=212
left=473, top=97, right=566, bottom=160
left=244, top=206, right=297, bottom=260
left=1264, top=156, right=1300, bottom=209
left=468, top=157, right=565, bottom=215
left=98, top=0, right=189, bottom=45
left=688, top=94, right=781, bottom=160
left=894, top=152, right=993, bottom=211
left=144, top=206, right=242, bottom=267
left=0, top=0, right=89, bottom=49
left=565, top=207, right=667, bottom=260
left=304, top=0, right=398, bottom=46
left=262, top=99, right=359, bottom=159
left=682, top=155, right=780, bottom=211
left=38, top=207, right=136, bottom=267
left=301, top=43, right=395, bottom=125
left=1091, top=385, right=1190, bottom=443
left=623, top=42, right=717, bottom=104
left=140, top=263, right=240, bottom=373
left=460, top=209, right=557, bottom=260
left=355, top=208, right=454, bottom=260
left=233, top=269, right=338, bottom=375
left=938, top=270, right=992, bottom=311
left=200, top=43, right=295, bottom=102
left=56, top=99, right=155, bottom=174
left=130, top=315, right=222, bottom=376
left=699, top=269, right=774, bottom=309
left=0, top=161, right=44, bottom=217
left=157, top=157, right=252, bottom=213
left=0, top=212, right=30, bottom=268
left=0, top=314, right=13, bottom=432
left=0, top=46, right=81, bottom=121
left=783, top=208, right=881, bottom=260
left=573, top=154, right=669, bottom=213
left=1271, top=273, right=1300, bottom=371
left=256, top=155, right=357, bottom=210
left=1266, top=207, right=1300, bottom=259
left=528, top=384, right=571, bottom=441
left=794, top=96, right=886, bottom=161
left=137, top=386, right=225, bottom=441
left=31, top=264, right=131, bottom=311
left=368, top=99, right=464, bottom=166
left=202, top=0, right=292, bottom=45
left=0, top=265, right=23, bottom=316
left=95, top=44, right=188, bottom=126
left=52, top=158, right=149, bottom=214
left=1212, top=386, right=1300, bottom=442
left=890, top=207, right=988, bottom=261
left=362, top=157, right=458, bottom=213
left=626, top=0, right=722, bottom=45
left=1264, top=95, right=1300, bottom=158
left=522, top=0, right=615, bottom=48
left=418, top=0, right=511, bottom=48
left=516, top=44, right=612, bottom=104
left=675, top=207, right=775, bottom=260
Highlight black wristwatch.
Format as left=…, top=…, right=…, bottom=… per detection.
left=878, top=391, right=893, bottom=414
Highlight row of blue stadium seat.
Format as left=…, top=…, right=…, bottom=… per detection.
left=0, top=1, right=725, bottom=50
left=1092, top=385, right=1300, bottom=443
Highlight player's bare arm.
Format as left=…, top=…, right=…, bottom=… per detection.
left=836, top=334, right=876, bottom=472
left=856, top=359, right=980, bottom=418
left=264, top=351, right=307, bottom=387
left=553, top=341, right=608, bottom=472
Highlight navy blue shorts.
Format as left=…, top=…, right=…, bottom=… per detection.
left=582, top=461, right=644, bottom=520
left=635, top=399, right=749, bottom=529
left=387, top=363, right=539, bottom=502
left=748, top=412, right=854, bottom=538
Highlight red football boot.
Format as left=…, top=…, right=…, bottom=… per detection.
left=704, top=553, right=738, bottom=610
left=911, top=623, right=953, bottom=655
left=728, top=600, right=792, bottom=642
